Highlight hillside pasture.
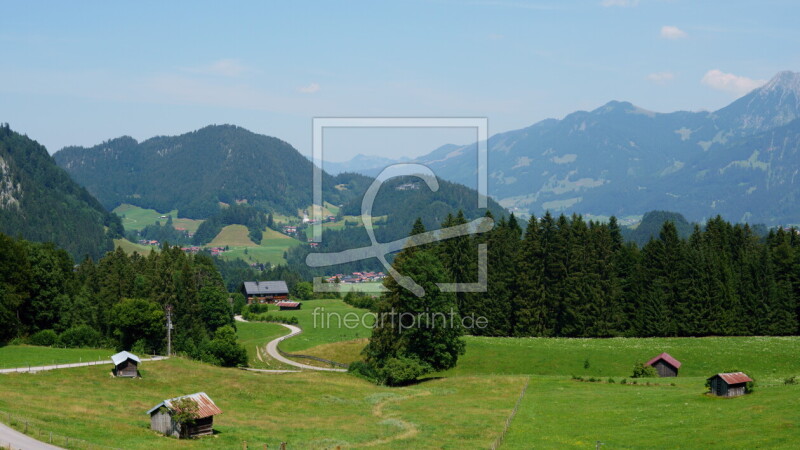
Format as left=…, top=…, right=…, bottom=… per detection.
left=217, top=228, right=302, bottom=266
left=112, top=204, right=203, bottom=233
left=114, top=238, right=158, bottom=255
left=0, top=358, right=526, bottom=449
left=207, top=224, right=257, bottom=247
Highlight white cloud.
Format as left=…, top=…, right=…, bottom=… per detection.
left=647, top=72, right=676, bottom=84
left=182, top=59, right=247, bottom=77
left=298, top=82, right=320, bottom=94
left=660, top=26, right=687, bottom=39
left=601, top=0, right=639, bottom=7
left=701, top=70, right=766, bottom=96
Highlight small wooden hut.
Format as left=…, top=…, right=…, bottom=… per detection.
left=707, top=372, right=753, bottom=397
left=644, top=352, right=681, bottom=377
left=111, top=351, right=141, bottom=378
left=147, top=392, right=221, bottom=438
left=276, top=301, right=301, bottom=311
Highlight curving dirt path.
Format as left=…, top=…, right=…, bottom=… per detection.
left=235, top=315, right=348, bottom=372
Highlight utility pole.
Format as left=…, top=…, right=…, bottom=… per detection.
left=166, top=304, right=173, bottom=357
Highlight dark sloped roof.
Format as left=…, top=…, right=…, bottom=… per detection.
left=147, top=392, right=222, bottom=418
left=243, top=281, right=288, bottom=295
left=708, top=372, right=753, bottom=385
left=645, top=352, right=681, bottom=369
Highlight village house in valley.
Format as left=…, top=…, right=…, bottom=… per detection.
left=147, top=392, right=222, bottom=438
left=242, top=281, right=289, bottom=304
left=645, top=352, right=681, bottom=377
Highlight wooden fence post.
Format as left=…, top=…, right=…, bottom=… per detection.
left=242, top=440, right=247, bottom=450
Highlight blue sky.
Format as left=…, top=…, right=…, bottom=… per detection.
left=1, top=0, right=799, bottom=161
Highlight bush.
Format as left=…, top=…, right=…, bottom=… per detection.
left=583, top=358, right=590, bottom=369
left=379, top=356, right=431, bottom=386
left=620, top=378, right=627, bottom=384
left=784, top=376, right=797, bottom=385
left=348, top=361, right=381, bottom=383
left=607, top=378, right=615, bottom=384
left=245, top=303, right=270, bottom=314
left=245, top=312, right=298, bottom=325
left=631, top=362, right=657, bottom=378
left=231, top=293, right=247, bottom=315
left=343, top=291, right=378, bottom=311
left=199, top=326, right=248, bottom=367
left=29, top=329, right=58, bottom=347
left=57, top=325, right=102, bottom=348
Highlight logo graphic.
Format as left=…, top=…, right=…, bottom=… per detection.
left=308, top=118, right=491, bottom=297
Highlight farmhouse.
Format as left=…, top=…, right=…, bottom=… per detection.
left=147, top=392, right=221, bottom=438
left=644, top=352, right=681, bottom=377
left=242, top=281, right=289, bottom=304
left=111, top=351, right=140, bottom=378
left=707, top=372, right=753, bottom=397
left=276, top=301, right=301, bottom=310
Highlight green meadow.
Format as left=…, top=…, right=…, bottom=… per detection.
left=0, top=359, right=524, bottom=449
left=112, top=204, right=203, bottom=233
left=3, top=303, right=800, bottom=448
left=0, top=345, right=114, bottom=370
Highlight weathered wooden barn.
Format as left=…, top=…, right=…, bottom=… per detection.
left=111, top=351, right=141, bottom=378
left=707, top=372, right=753, bottom=397
left=242, top=281, right=289, bottom=304
left=147, top=392, right=222, bottom=438
left=644, top=352, right=681, bottom=377
left=276, top=301, right=301, bottom=310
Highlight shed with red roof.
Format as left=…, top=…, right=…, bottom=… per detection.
left=645, top=352, right=682, bottom=377
left=707, top=372, right=753, bottom=397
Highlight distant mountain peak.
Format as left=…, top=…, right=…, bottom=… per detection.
left=760, top=70, right=800, bottom=95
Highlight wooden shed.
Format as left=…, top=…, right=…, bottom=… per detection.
left=276, top=301, right=301, bottom=311
left=707, top=372, right=753, bottom=397
left=147, top=392, right=221, bottom=438
left=645, top=352, right=681, bottom=377
left=111, top=351, right=141, bottom=378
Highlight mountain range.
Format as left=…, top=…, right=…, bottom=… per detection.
left=334, top=71, right=800, bottom=225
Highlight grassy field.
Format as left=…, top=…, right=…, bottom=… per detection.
left=113, top=204, right=203, bottom=233
left=0, top=345, right=115, bottom=370
left=207, top=224, right=257, bottom=247
left=0, top=358, right=525, bottom=449
left=114, top=238, right=158, bottom=255
left=215, top=227, right=302, bottom=266
left=503, top=376, right=800, bottom=448
left=438, top=335, right=800, bottom=381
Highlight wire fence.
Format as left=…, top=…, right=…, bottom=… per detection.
left=0, top=408, right=120, bottom=449
left=490, top=376, right=529, bottom=450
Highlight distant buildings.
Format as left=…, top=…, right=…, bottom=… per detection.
left=325, top=271, right=386, bottom=284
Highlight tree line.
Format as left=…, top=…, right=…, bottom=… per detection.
left=427, top=211, right=799, bottom=338
left=0, top=233, right=246, bottom=366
